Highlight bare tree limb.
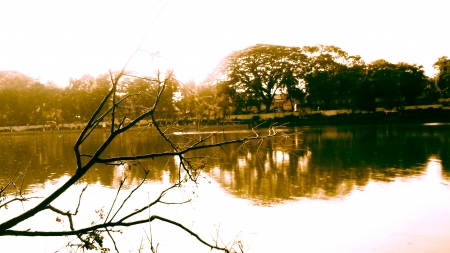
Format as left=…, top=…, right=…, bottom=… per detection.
left=0, top=69, right=274, bottom=252
left=3, top=215, right=230, bottom=252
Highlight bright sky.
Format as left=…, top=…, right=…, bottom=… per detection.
left=0, top=0, right=449, bottom=87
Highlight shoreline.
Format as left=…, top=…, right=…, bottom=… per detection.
left=1, top=110, right=450, bottom=134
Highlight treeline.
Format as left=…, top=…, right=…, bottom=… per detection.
left=208, top=44, right=450, bottom=114
left=0, top=71, right=218, bottom=126
left=1, top=44, right=450, bottom=126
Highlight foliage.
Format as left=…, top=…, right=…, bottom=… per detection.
left=211, top=44, right=308, bottom=112
left=211, top=44, right=437, bottom=113
left=302, top=45, right=366, bottom=110
left=0, top=46, right=445, bottom=129
left=0, top=71, right=180, bottom=127
left=0, top=71, right=61, bottom=126
left=365, top=60, right=428, bottom=109
left=0, top=70, right=277, bottom=252
left=433, top=56, right=450, bottom=98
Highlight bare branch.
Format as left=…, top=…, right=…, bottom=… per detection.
left=3, top=215, right=231, bottom=252
left=96, top=132, right=275, bottom=164
left=108, top=162, right=150, bottom=222
left=0, top=63, right=278, bottom=253
left=104, top=178, right=127, bottom=223
left=0, top=196, right=42, bottom=210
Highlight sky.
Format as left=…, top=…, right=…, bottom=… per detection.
left=0, top=0, right=449, bottom=87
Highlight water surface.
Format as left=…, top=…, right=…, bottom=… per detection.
left=1, top=124, right=449, bottom=252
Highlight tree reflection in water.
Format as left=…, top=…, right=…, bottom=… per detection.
left=207, top=124, right=450, bottom=203
left=0, top=124, right=449, bottom=203
left=1, top=124, right=450, bottom=253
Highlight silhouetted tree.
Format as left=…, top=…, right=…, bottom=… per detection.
left=303, top=45, right=365, bottom=110
left=212, top=44, right=308, bottom=112
left=433, top=56, right=450, bottom=98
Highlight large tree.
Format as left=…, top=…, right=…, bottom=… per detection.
left=214, top=44, right=308, bottom=113
left=302, top=45, right=366, bottom=110
left=365, top=60, right=428, bottom=109
left=433, top=56, right=450, bottom=98
left=396, top=62, right=428, bottom=104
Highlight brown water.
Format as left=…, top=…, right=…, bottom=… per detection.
left=1, top=124, right=450, bottom=252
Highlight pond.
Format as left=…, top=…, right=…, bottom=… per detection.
left=1, top=124, right=450, bottom=252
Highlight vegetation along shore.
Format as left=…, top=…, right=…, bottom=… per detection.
left=1, top=44, right=449, bottom=129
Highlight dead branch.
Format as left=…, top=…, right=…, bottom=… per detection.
left=0, top=70, right=273, bottom=252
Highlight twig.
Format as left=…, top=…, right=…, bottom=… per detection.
left=104, top=177, right=127, bottom=223
left=108, top=168, right=149, bottom=222
left=0, top=196, right=42, bottom=210
left=3, top=215, right=231, bottom=252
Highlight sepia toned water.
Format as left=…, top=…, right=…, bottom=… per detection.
left=1, top=124, right=450, bottom=252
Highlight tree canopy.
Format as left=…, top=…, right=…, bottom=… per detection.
left=433, top=56, right=450, bottom=98
left=213, top=44, right=308, bottom=112
left=302, top=45, right=366, bottom=109
left=209, top=44, right=438, bottom=113
left=0, top=46, right=447, bottom=128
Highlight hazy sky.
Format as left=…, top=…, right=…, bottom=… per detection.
left=0, top=0, right=449, bottom=87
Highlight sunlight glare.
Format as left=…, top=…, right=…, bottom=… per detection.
left=424, top=156, right=442, bottom=184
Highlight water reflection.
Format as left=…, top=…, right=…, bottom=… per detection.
left=424, top=157, right=442, bottom=183
left=1, top=125, right=450, bottom=253
left=207, top=125, right=450, bottom=203
left=0, top=124, right=449, bottom=203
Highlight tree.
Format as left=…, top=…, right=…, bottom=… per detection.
left=0, top=71, right=63, bottom=126
left=302, top=45, right=365, bottom=110
left=365, top=60, right=428, bottom=109
left=62, top=75, right=97, bottom=122
left=124, top=71, right=179, bottom=123
left=60, top=74, right=121, bottom=123
left=154, top=72, right=179, bottom=121
left=433, top=56, right=450, bottom=98
left=0, top=69, right=279, bottom=252
left=213, top=44, right=308, bottom=113
left=366, top=60, right=400, bottom=109
left=201, top=83, right=229, bottom=121
left=174, top=80, right=197, bottom=119
left=395, top=62, right=428, bottom=105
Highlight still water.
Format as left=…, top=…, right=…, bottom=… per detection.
left=1, top=124, right=450, bottom=252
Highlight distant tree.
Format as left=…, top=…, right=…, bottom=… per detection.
left=0, top=71, right=36, bottom=89
left=365, top=60, right=428, bottom=109
left=214, top=79, right=248, bottom=114
left=174, top=80, right=197, bottom=118
left=365, top=60, right=401, bottom=109
left=213, top=44, right=308, bottom=112
left=339, top=58, right=367, bottom=111
left=195, top=83, right=221, bottom=121
left=62, top=75, right=98, bottom=122
left=95, top=74, right=113, bottom=94
left=125, top=74, right=157, bottom=114
left=422, top=77, right=441, bottom=103
left=0, top=87, right=19, bottom=126
left=156, top=72, right=179, bottom=120
left=0, top=71, right=62, bottom=125
left=433, top=56, right=450, bottom=98
left=302, top=45, right=365, bottom=110
left=284, top=69, right=306, bottom=110
left=124, top=71, right=179, bottom=122
left=0, top=71, right=35, bottom=125
left=395, top=62, right=428, bottom=105
left=61, top=74, right=119, bottom=123
left=69, top=74, right=95, bottom=91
